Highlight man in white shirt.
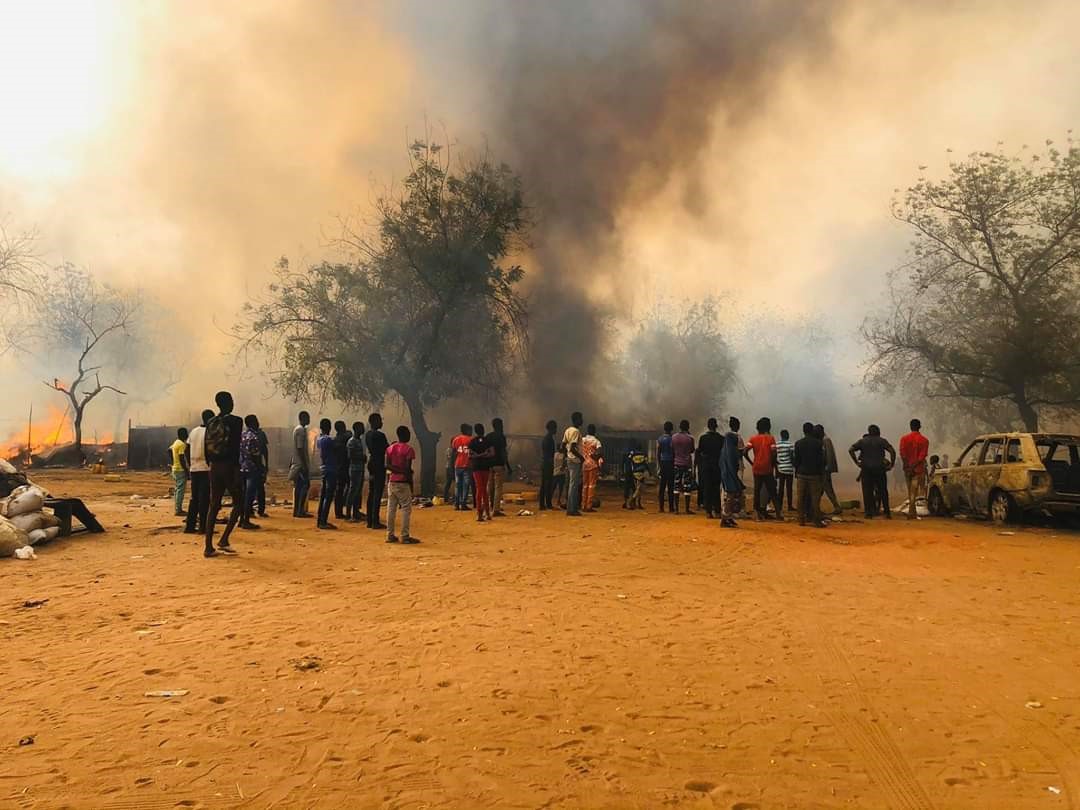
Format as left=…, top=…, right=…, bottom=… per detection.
left=291, top=411, right=313, bottom=518
left=563, top=411, right=584, bottom=516
left=184, top=409, right=214, bottom=534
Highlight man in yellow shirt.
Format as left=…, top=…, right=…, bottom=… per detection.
left=169, top=427, right=190, bottom=517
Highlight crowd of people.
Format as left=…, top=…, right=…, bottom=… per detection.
left=167, top=391, right=932, bottom=557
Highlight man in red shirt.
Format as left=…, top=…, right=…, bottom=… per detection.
left=385, top=426, right=419, bottom=544
left=898, top=418, right=930, bottom=520
left=450, top=424, right=473, bottom=511
left=745, top=417, right=779, bottom=520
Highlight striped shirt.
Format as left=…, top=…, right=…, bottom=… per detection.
left=775, top=439, right=795, bottom=475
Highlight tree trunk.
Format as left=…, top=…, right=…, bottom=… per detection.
left=73, top=402, right=85, bottom=464
left=1016, top=398, right=1039, bottom=432
left=400, top=391, right=441, bottom=497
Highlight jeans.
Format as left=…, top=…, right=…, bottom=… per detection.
left=540, top=460, right=554, bottom=509
left=796, top=474, right=824, bottom=526
left=700, top=465, right=721, bottom=515
left=861, top=469, right=890, bottom=517
left=455, top=467, right=471, bottom=508
left=386, top=481, right=413, bottom=539
left=334, top=466, right=351, bottom=519
left=777, top=473, right=794, bottom=511
left=346, top=464, right=365, bottom=519
left=293, top=467, right=310, bottom=517
left=243, top=469, right=263, bottom=522
left=185, top=471, right=209, bottom=532
left=753, top=473, right=779, bottom=517
left=473, top=470, right=491, bottom=516
left=658, top=460, right=675, bottom=511
left=489, top=467, right=506, bottom=513
left=366, top=466, right=385, bottom=527
left=206, top=462, right=243, bottom=551
left=257, top=475, right=266, bottom=516
left=566, top=461, right=583, bottom=514
left=173, top=470, right=187, bottom=515
left=318, top=467, right=337, bottom=525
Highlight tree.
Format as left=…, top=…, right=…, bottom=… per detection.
left=242, top=139, right=530, bottom=495
left=611, top=298, right=736, bottom=424
left=863, top=140, right=1080, bottom=431
left=0, top=220, right=44, bottom=350
left=39, top=265, right=137, bottom=462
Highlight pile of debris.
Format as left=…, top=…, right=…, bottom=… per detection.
left=0, top=461, right=61, bottom=557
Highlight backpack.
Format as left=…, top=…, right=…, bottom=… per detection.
left=204, top=414, right=230, bottom=460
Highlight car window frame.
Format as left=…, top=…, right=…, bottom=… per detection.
left=958, top=439, right=984, bottom=467
left=980, top=436, right=1005, bottom=466
left=1005, top=438, right=1022, bottom=463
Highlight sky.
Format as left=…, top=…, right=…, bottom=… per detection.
left=1, top=0, right=1078, bottom=450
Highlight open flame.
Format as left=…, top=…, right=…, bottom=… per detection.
left=1, top=404, right=115, bottom=465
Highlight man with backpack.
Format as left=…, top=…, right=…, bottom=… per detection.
left=204, top=391, right=245, bottom=557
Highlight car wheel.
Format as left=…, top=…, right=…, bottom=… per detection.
left=989, top=490, right=1016, bottom=524
left=927, top=486, right=947, bottom=517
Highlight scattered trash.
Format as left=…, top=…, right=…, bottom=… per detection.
left=19, top=598, right=48, bottom=609
left=145, top=690, right=189, bottom=698
left=290, top=655, right=322, bottom=672
left=998, top=531, right=1016, bottom=536
left=517, top=509, right=534, bottom=516
left=18, top=735, right=34, bottom=746
left=1048, top=786, right=1062, bottom=794
left=130, top=494, right=146, bottom=500
left=1025, top=700, right=1043, bottom=709
left=616, top=594, right=628, bottom=599
left=13, top=546, right=36, bottom=560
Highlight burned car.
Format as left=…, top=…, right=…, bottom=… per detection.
left=927, top=433, right=1080, bottom=523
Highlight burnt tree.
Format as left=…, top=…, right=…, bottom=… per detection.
left=242, top=139, right=530, bottom=495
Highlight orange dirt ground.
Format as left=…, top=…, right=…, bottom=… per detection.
left=3, top=470, right=1080, bottom=809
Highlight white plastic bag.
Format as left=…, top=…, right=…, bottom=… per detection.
left=14, top=545, right=36, bottom=560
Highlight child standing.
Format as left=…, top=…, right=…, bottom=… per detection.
left=385, top=426, right=419, bottom=544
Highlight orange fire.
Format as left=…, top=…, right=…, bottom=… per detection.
left=1, top=404, right=115, bottom=464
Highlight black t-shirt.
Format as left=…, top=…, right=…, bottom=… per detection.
left=490, top=432, right=508, bottom=466
left=793, top=435, right=825, bottom=476
left=333, top=431, right=351, bottom=468
left=542, top=433, right=556, bottom=462
left=850, top=435, right=894, bottom=472
left=469, top=435, right=493, bottom=471
left=697, top=431, right=724, bottom=466
left=366, top=429, right=389, bottom=470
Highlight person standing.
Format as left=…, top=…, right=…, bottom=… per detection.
left=332, top=420, right=352, bottom=521
left=291, top=411, right=312, bottom=518
left=816, top=424, right=843, bottom=515
left=671, top=420, right=696, bottom=514
left=240, top=414, right=266, bottom=527
left=539, top=420, right=557, bottom=510
left=314, top=419, right=338, bottom=530
left=696, top=418, right=724, bottom=519
left=184, top=409, right=214, bottom=535
left=564, top=412, right=585, bottom=516
left=451, top=424, right=473, bottom=511
left=203, top=391, right=245, bottom=557
left=849, top=425, right=897, bottom=519
left=552, top=442, right=568, bottom=509
left=745, top=417, right=779, bottom=520
left=657, top=421, right=675, bottom=513
left=899, top=418, right=930, bottom=520
left=489, top=417, right=513, bottom=517
left=169, top=427, right=190, bottom=518
left=720, top=417, right=747, bottom=528
left=346, top=421, right=366, bottom=522
left=365, top=413, right=389, bottom=530
left=469, top=422, right=495, bottom=521
left=581, top=424, right=604, bottom=512
left=774, top=429, right=795, bottom=517
left=793, top=422, right=826, bottom=528
left=385, top=425, right=419, bottom=544
left=442, top=438, right=455, bottom=503
left=255, top=422, right=269, bottom=518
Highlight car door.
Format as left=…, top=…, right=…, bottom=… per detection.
left=969, top=436, right=1004, bottom=516
left=946, top=439, right=983, bottom=511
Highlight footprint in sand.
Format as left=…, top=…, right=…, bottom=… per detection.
left=580, top=724, right=602, bottom=733
left=143, top=668, right=161, bottom=676
left=208, top=696, right=229, bottom=704
left=684, top=780, right=716, bottom=793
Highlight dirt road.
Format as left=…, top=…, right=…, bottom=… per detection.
left=2, top=471, right=1079, bottom=809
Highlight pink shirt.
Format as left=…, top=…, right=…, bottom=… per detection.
left=386, top=442, right=416, bottom=483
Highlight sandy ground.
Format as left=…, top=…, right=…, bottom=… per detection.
left=3, top=471, right=1080, bottom=810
